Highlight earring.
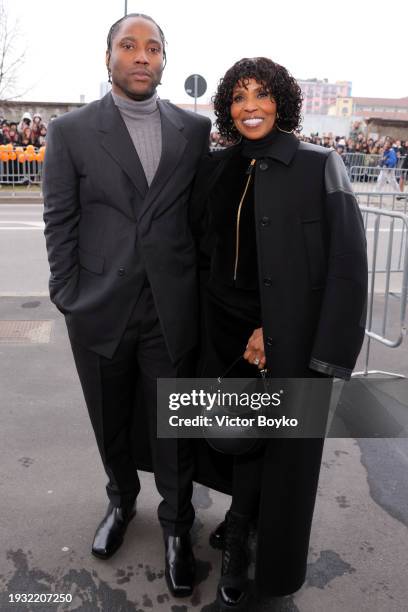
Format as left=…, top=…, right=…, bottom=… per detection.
left=276, top=125, right=293, bottom=134
left=108, top=70, right=112, bottom=84
left=276, top=112, right=293, bottom=134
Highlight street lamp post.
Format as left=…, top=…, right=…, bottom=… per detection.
left=124, top=0, right=128, bottom=15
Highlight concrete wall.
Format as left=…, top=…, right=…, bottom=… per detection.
left=173, top=103, right=215, bottom=124
left=0, top=100, right=85, bottom=123
left=1, top=99, right=213, bottom=125
left=1, top=99, right=361, bottom=139
left=300, top=114, right=352, bottom=137
left=366, top=121, right=408, bottom=141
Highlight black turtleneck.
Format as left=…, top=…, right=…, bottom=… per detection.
left=206, top=131, right=278, bottom=325
left=241, top=127, right=279, bottom=159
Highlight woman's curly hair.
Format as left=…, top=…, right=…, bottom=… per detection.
left=213, top=57, right=303, bottom=142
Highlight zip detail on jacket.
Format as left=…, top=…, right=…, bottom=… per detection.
left=233, top=158, right=256, bottom=282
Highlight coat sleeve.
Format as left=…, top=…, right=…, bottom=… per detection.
left=200, top=117, right=212, bottom=156
left=42, top=120, right=80, bottom=314
left=309, top=151, right=368, bottom=380
left=189, top=152, right=222, bottom=273
left=188, top=116, right=213, bottom=261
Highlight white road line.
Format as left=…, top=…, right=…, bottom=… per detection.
left=0, top=292, right=49, bottom=297
left=0, top=221, right=44, bottom=224
left=366, top=228, right=404, bottom=232
left=0, top=221, right=45, bottom=230
left=0, top=205, right=43, bottom=208
left=0, top=227, right=44, bottom=230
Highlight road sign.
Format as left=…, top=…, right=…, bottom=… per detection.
left=184, top=74, right=207, bottom=112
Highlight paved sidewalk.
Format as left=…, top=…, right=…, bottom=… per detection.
left=0, top=296, right=407, bottom=612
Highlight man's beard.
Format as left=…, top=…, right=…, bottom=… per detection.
left=113, top=73, right=162, bottom=101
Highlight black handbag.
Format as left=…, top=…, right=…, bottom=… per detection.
left=202, top=356, right=266, bottom=456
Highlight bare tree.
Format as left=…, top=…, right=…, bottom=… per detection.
left=0, top=1, right=27, bottom=100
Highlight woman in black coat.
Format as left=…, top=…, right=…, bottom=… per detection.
left=191, top=57, right=368, bottom=610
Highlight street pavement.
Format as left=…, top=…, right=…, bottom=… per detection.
left=0, top=202, right=408, bottom=612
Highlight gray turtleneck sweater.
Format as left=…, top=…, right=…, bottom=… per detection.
left=112, top=91, right=162, bottom=186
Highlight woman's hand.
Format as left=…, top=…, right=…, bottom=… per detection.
left=244, top=327, right=266, bottom=369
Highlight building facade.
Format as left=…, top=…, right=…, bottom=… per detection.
left=0, top=100, right=85, bottom=123
left=329, top=96, right=408, bottom=122
left=297, top=78, right=352, bottom=115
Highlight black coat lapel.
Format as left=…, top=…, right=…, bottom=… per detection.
left=97, top=93, right=148, bottom=199
left=138, top=99, right=187, bottom=221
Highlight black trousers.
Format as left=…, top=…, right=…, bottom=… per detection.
left=69, top=286, right=195, bottom=536
left=201, top=283, right=265, bottom=518
left=203, top=283, right=331, bottom=595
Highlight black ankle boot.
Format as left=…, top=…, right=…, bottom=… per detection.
left=216, top=511, right=251, bottom=611
left=209, top=518, right=226, bottom=550
left=210, top=513, right=258, bottom=551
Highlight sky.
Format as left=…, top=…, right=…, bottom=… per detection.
left=4, top=0, right=408, bottom=105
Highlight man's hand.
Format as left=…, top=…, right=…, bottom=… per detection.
left=243, top=327, right=266, bottom=369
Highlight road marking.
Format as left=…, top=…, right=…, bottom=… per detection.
left=0, top=204, right=43, bottom=208
left=366, top=228, right=404, bottom=232
left=0, top=221, right=44, bottom=230
left=0, top=228, right=44, bottom=230
left=0, top=293, right=49, bottom=296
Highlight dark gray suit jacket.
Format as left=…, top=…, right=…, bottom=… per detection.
left=43, top=92, right=211, bottom=361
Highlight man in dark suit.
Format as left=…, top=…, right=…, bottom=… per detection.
left=42, top=13, right=211, bottom=598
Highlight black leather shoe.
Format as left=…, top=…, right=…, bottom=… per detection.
left=164, top=533, right=195, bottom=597
left=92, top=503, right=136, bottom=559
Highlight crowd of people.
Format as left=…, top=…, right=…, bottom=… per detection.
left=301, top=132, right=408, bottom=159
left=0, top=112, right=50, bottom=148
left=211, top=130, right=408, bottom=160
left=303, top=133, right=407, bottom=193
left=209, top=129, right=408, bottom=196
left=2, top=110, right=407, bottom=164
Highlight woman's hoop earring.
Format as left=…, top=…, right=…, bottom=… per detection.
left=275, top=111, right=293, bottom=134
left=276, top=125, right=293, bottom=134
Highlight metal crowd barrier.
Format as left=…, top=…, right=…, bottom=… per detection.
left=355, top=191, right=408, bottom=216
left=348, top=166, right=408, bottom=183
left=355, top=194, right=407, bottom=275
left=0, top=159, right=43, bottom=187
left=342, top=152, right=380, bottom=168
left=0, top=146, right=44, bottom=196
left=343, top=152, right=405, bottom=169
left=354, top=205, right=408, bottom=378
left=207, top=150, right=406, bottom=171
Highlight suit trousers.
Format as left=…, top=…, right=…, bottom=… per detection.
left=69, top=285, right=195, bottom=536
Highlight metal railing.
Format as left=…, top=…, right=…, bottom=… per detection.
left=0, top=145, right=44, bottom=196
left=342, top=152, right=405, bottom=169
left=354, top=205, right=408, bottom=378
left=355, top=191, right=408, bottom=216
left=350, top=166, right=408, bottom=187
left=342, top=152, right=380, bottom=168
left=0, top=159, right=43, bottom=188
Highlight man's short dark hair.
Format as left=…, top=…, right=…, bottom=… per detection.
left=106, top=13, right=166, bottom=64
